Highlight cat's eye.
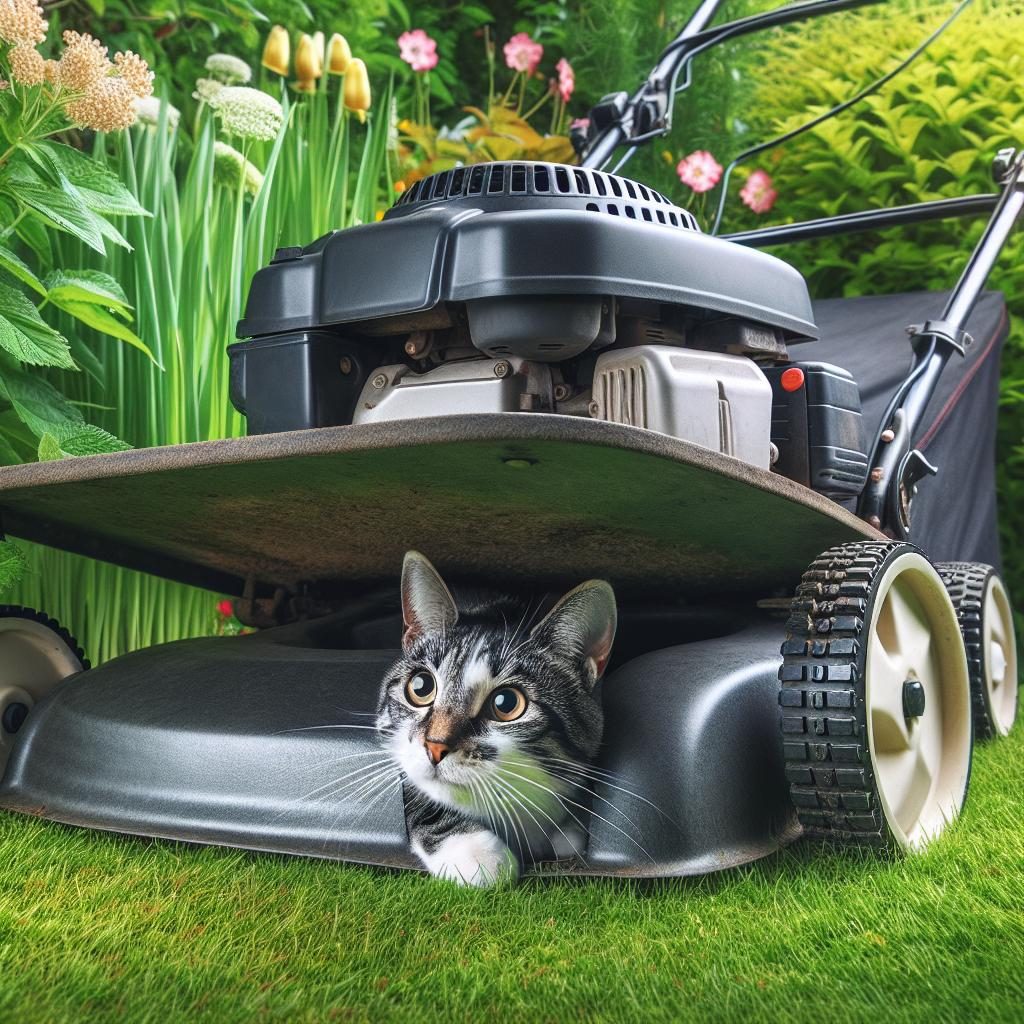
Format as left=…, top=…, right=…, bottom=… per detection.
left=489, top=687, right=527, bottom=722
left=405, top=671, right=436, bottom=707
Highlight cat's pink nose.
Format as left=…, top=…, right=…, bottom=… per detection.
left=424, top=739, right=450, bottom=765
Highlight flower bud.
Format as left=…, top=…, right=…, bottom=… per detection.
left=327, top=32, right=351, bottom=74
left=261, top=25, right=290, bottom=77
left=343, top=56, right=371, bottom=118
left=295, top=33, right=322, bottom=82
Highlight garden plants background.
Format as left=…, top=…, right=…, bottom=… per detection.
left=0, top=0, right=1022, bottom=1020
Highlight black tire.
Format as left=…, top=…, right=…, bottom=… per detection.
left=935, top=563, right=1018, bottom=740
left=0, top=606, right=89, bottom=671
left=779, top=540, right=972, bottom=852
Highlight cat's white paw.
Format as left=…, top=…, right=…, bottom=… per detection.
left=418, top=830, right=519, bottom=887
left=549, top=822, right=587, bottom=861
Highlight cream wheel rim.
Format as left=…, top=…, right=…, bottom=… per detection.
left=983, top=575, right=1018, bottom=736
left=0, top=617, right=82, bottom=694
left=866, top=554, right=971, bottom=850
left=0, top=616, right=83, bottom=771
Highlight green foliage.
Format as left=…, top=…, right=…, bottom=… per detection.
left=0, top=49, right=151, bottom=473
left=10, top=66, right=395, bottom=656
left=732, top=0, right=1024, bottom=603
left=0, top=538, right=26, bottom=592
left=52, top=0, right=390, bottom=110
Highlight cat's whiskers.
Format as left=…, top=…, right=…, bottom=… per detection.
left=515, top=755, right=663, bottom=828
left=485, top=774, right=534, bottom=865
left=295, top=757, right=397, bottom=805
left=494, top=764, right=590, bottom=837
left=489, top=772, right=588, bottom=866
left=537, top=757, right=681, bottom=828
left=349, top=766, right=403, bottom=807
left=273, top=723, right=383, bottom=736
left=286, top=747, right=393, bottom=777
left=497, top=764, right=655, bottom=863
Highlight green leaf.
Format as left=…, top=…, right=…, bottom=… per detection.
left=0, top=281, right=75, bottom=369
left=52, top=423, right=131, bottom=457
left=27, top=142, right=150, bottom=218
left=0, top=367, right=83, bottom=438
left=37, top=432, right=64, bottom=462
left=10, top=171, right=108, bottom=254
left=46, top=299, right=155, bottom=362
left=44, top=270, right=132, bottom=317
left=0, top=430, right=22, bottom=466
left=0, top=244, right=46, bottom=296
left=14, top=214, right=52, bottom=268
left=0, top=540, right=27, bottom=594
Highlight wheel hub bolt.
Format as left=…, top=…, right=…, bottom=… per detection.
left=902, top=679, right=926, bottom=719
left=2, top=702, right=29, bottom=734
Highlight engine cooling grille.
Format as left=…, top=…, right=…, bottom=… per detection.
left=596, top=363, right=648, bottom=429
left=388, top=161, right=699, bottom=232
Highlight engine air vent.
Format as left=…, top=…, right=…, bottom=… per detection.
left=387, top=161, right=700, bottom=232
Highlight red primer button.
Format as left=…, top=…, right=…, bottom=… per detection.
left=780, top=367, right=805, bottom=392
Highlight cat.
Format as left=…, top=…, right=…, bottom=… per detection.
left=376, top=550, right=616, bottom=887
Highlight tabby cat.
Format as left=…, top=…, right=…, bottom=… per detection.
left=376, top=551, right=616, bottom=886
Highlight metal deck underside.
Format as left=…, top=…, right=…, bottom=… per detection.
left=0, top=415, right=879, bottom=598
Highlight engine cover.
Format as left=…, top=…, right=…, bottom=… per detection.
left=235, top=161, right=817, bottom=345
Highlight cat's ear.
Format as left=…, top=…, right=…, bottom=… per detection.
left=532, top=580, right=617, bottom=687
left=401, top=551, right=459, bottom=649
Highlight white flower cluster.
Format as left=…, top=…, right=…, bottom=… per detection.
left=213, top=140, right=265, bottom=196
left=211, top=86, right=284, bottom=142
left=133, top=95, right=180, bottom=129
left=205, top=53, right=251, bottom=85
left=192, top=76, right=224, bottom=105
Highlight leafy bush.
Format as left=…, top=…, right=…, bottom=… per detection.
left=9, top=37, right=394, bottom=659
left=0, top=10, right=161, bottom=588
left=729, top=0, right=1024, bottom=603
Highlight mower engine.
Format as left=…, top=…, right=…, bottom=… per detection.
left=230, top=161, right=868, bottom=489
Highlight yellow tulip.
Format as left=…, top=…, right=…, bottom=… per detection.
left=262, top=25, right=290, bottom=77
left=343, top=57, right=371, bottom=119
left=295, top=33, right=323, bottom=82
left=327, top=33, right=351, bottom=74
left=312, top=31, right=325, bottom=65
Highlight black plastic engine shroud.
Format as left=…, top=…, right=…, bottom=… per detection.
left=235, top=161, right=817, bottom=342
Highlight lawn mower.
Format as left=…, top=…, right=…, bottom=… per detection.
left=0, top=0, right=1019, bottom=876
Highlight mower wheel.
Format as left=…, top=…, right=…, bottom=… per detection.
left=936, top=563, right=1018, bottom=740
left=0, top=606, right=88, bottom=776
left=779, top=541, right=972, bottom=852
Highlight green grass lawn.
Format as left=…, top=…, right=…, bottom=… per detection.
left=1, top=714, right=1022, bottom=1024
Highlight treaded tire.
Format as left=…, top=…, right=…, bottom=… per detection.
left=779, top=540, right=972, bottom=852
left=0, top=606, right=89, bottom=671
left=936, top=563, right=1018, bottom=740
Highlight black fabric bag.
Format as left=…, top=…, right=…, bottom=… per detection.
left=808, top=289, right=1008, bottom=569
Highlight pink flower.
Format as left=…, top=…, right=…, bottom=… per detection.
left=503, top=32, right=543, bottom=75
left=554, top=57, right=574, bottom=103
left=398, top=29, right=439, bottom=72
left=217, top=599, right=234, bottom=617
left=676, top=150, right=723, bottom=193
left=570, top=117, right=590, bottom=132
left=740, top=169, right=778, bottom=214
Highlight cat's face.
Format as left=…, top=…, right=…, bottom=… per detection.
left=377, top=552, right=616, bottom=820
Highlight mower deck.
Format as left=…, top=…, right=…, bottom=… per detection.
left=0, top=414, right=879, bottom=599
left=0, top=618, right=800, bottom=877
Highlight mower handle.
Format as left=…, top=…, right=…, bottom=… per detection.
left=579, top=0, right=887, bottom=171
left=856, top=148, right=1024, bottom=537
